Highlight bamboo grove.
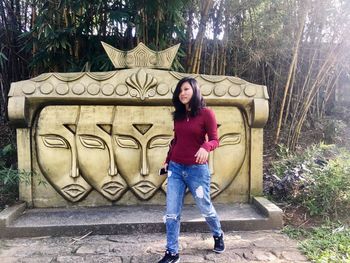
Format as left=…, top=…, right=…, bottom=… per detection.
left=0, top=0, right=349, bottom=150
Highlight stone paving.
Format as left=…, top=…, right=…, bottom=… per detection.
left=0, top=230, right=309, bottom=263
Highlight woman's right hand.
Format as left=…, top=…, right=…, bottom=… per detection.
left=159, top=163, right=168, bottom=176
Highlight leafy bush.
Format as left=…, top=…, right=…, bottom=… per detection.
left=303, top=151, right=350, bottom=217
left=265, top=143, right=350, bottom=218
left=271, top=143, right=331, bottom=178
left=0, top=143, right=16, bottom=167
left=0, top=144, right=46, bottom=210
left=0, top=144, right=17, bottom=208
left=0, top=144, right=29, bottom=210
left=322, top=118, right=347, bottom=144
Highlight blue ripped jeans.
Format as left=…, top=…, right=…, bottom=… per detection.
left=165, top=161, right=222, bottom=254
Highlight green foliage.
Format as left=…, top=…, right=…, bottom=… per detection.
left=303, top=150, right=350, bottom=217
left=0, top=47, right=8, bottom=70
left=271, top=143, right=330, bottom=178
left=320, top=118, right=348, bottom=145
left=282, top=225, right=308, bottom=239
left=0, top=143, right=31, bottom=186
left=284, top=223, right=350, bottom=263
left=0, top=144, right=33, bottom=209
left=0, top=144, right=18, bottom=208
left=269, top=143, right=350, bottom=218
left=16, top=0, right=189, bottom=74
left=0, top=144, right=16, bottom=167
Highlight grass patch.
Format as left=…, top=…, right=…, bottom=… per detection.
left=283, top=223, right=350, bottom=263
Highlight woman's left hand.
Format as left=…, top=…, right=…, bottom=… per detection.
left=195, top=147, right=209, bottom=164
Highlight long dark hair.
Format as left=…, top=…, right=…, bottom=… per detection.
left=172, top=77, right=206, bottom=121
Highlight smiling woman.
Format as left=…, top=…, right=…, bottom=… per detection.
left=178, top=82, right=194, bottom=108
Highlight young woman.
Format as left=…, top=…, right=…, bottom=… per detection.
left=158, top=77, right=224, bottom=263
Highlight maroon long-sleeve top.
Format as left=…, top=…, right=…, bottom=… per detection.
left=165, top=107, right=219, bottom=165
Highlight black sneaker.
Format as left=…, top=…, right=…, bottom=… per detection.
left=213, top=233, right=225, bottom=253
left=158, top=251, right=180, bottom=263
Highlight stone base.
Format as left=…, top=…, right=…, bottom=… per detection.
left=0, top=197, right=282, bottom=238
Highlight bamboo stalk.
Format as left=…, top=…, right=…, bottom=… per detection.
left=289, top=45, right=343, bottom=149
left=189, top=0, right=213, bottom=73
left=283, top=61, right=297, bottom=125
left=275, top=3, right=308, bottom=144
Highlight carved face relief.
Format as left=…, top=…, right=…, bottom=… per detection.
left=76, top=106, right=127, bottom=201
left=35, top=106, right=92, bottom=202
left=113, top=106, right=173, bottom=200
left=209, top=107, right=246, bottom=198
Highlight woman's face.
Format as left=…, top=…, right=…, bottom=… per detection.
left=179, top=82, right=194, bottom=106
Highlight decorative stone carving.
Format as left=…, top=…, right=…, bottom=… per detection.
left=113, top=106, right=173, bottom=200
left=8, top=42, right=269, bottom=207
left=200, top=84, right=213, bottom=96
left=201, top=75, right=227, bottom=83
left=22, top=84, right=36, bottom=95
left=228, top=85, right=241, bottom=97
left=76, top=106, right=127, bottom=201
left=102, top=42, right=180, bottom=70
left=87, top=83, right=100, bottom=95
left=36, top=106, right=92, bottom=202
left=209, top=107, right=246, bottom=198
left=115, top=84, right=128, bottom=96
left=213, top=85, right=227, bottom=97
left=56, top=84, right=69, bottom=95
left=72, top=83, right=85, bottom=95
left=101, top=84, right=115, bottom=96
left=244, top=85, right=257, bottom=97
left=169, top=71, right=195, bottom=80
left=156, top=83, right=169, bottom=96
left=126, top=69, right=158, bottom=100
left=227, top=76, right=246, bottom=84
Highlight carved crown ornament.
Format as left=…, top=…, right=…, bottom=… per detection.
left=101, top=41, right=180, bottom=70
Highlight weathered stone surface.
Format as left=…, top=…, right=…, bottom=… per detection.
left=84, top=255, right=123, bottom=263
left=0, top=231, right=310, bottom=263
left=205, top=252, right=243, bottom=262
left=0, top=257, right=18, bottom=263
left=281, top=250, right=308, bottom=261
left=75, top=244, right=109, bottom=254
left=180, top=254, right=206, bottom=262
left=252, top=236, right=286, bottom=248
left=17, top=256, right=55, bottom=262
left=252, top=250, right=277, bottom=261
left=56, top=255, right=85, bottom=263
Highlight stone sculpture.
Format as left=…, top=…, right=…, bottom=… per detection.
left=8, top=42, right=269, bottom=207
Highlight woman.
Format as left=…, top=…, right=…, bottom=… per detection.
left=158, top=77, right=224, bottom=263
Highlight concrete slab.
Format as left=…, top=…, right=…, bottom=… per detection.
left=0, top=202, right=26, bottom=228
left=0, top=197, right=283, bottom=238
